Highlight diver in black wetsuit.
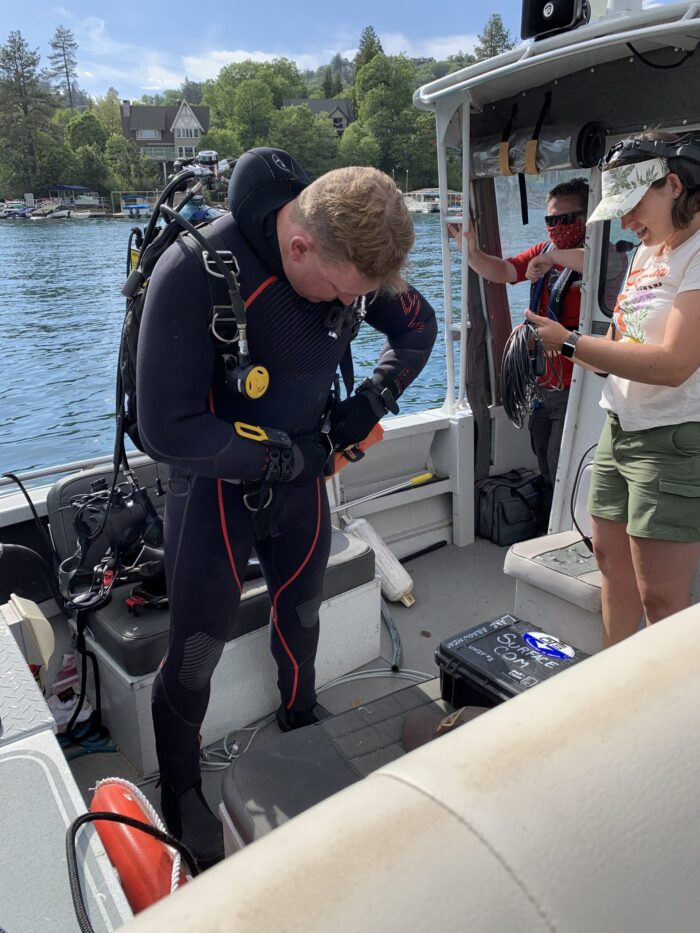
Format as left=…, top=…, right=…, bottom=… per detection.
left=137, top=148, right=437, bottom=867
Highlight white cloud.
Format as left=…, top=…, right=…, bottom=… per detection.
left=70, top=17, right=481, bottom=97
left=379, top=32, right=479, bottom=59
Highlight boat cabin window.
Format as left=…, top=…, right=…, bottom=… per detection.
left=598, top=219, right=636, bottom=317
left=492, top=172, right=629, bottom=322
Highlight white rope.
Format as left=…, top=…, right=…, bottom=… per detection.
left=94, top=777, right=185, bottom=893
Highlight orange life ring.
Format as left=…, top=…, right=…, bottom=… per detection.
left=90, top=780, right=188, bottom=913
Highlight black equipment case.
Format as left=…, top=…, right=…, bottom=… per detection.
left=474, top=468, right=546, bottom=546
left=436, top=614, right=588, bottom=708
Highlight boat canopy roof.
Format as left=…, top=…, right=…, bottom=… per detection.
left=415, top=2, right=700, bottom=149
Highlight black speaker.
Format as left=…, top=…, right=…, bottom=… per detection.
left=521, top=0, right=591, bottom=41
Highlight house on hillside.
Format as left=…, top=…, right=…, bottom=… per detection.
left=281, top=99, right=355, bottom=134
left=120, top=99, right=210, bottom=182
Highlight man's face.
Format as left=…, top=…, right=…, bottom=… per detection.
left=544, top=194, right=587, bottom=248
left=285, top=235, right=381, bottom=305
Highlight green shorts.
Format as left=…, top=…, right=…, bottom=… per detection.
left=587, top=413, right=700, bottom=542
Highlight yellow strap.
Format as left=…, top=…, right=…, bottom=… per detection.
left=525, top=138, right=540, bottom=175
left=409, top=472, right=434, bottom=487
left=234, top=421, right=269, bottom=443
left=499, top=141, right=513, bottom=177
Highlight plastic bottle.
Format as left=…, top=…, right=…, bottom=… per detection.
left=344, top=517, right=415, bottom=607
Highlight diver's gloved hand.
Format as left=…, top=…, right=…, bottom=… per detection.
left=329, top=392, right=385, bottom=451
left=287, top=436, right=328, bottom=486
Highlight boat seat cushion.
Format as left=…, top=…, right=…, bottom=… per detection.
left=46, top=463, right=375, bottom=677
left=222, top=679, right=446, bottom=844
left=503, top=530, right=602, bottom=614
left=86, top=528, right=374, bottom=676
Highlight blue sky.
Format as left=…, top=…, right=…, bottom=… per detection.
left=7, top=0, right=672, bottom=100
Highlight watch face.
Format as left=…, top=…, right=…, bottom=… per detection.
left=562, top=332, right=579, bottom=359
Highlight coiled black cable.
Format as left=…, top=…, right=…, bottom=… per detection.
left=501, top=323, right=544, bottom=428
left=501, top=322, right=565, bottom=428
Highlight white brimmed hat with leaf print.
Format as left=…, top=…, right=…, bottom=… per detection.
left=587, top=157, right=669, bottom=224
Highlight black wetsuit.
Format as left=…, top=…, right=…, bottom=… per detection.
left=137, top=149, right=437, bottom=791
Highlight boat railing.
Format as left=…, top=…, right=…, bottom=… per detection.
left=0, top=452, right=153, bottom=494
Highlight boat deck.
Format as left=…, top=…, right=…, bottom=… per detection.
left=65, top=538, right=514, bottom=814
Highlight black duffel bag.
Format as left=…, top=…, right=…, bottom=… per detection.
left=475, top=468, right=547, bottom=546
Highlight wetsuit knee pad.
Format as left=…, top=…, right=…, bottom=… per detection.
left=177, top=632, right=226, bottom=692
left=296, top=593, right=323, bottom=629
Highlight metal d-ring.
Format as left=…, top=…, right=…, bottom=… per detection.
left=210, top=307, right=240, bottom=345
left=243, top=488, right=273, bottom=512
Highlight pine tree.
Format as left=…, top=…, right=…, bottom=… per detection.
left=0, top=31, right=57, bottom=190
left=48, top=25, right=78, bottom=108
left=354, top=26, right=383, bottom=73
left=331, top=73, right=343, bottom=96
left=474, top=14, right=514, bottom=61
left=321, top=67, right=334, bottom=99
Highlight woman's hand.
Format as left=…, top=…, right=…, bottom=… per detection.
left=524, top=310, right=571, bottom=352
left=525, top=252, right=555, bottom=282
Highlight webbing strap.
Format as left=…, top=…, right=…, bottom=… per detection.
left=499, top=103, right=518, bottom=177
left=525, top=92, right=552, bottom=175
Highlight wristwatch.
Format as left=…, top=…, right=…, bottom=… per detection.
left=561, top=330, right=582, bottom=359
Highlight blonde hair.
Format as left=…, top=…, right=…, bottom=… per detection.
left=290, top=166, right=414, bottom=292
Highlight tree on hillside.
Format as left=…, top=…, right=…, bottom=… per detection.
left=321, top=67, right=334, bottom=99
left=330, top=52, right=354, bottom=85
left=332, top=74, right=343, bottom=96
left=47, top=25, right=78, bottom=108
left=232, top=79, right=275, bottom=151
left=93, top=87, right=122, bottom=137
left=203, top=59, right=306, bottom=129
left=74, top=143, right=109, bottom=193
left=65, top=110, right=108, bottom=151
left=267, top=105, right=339, bottom=178
left=0, top=31, right=57, bottom=191
left=353, top=54, right=415, bottom=174
left=474, top=13, right=514, bottom=60
left=137, top=89, right=181, bottom=106
left=199, top=127, right=239, bottom=159
left=181, top=77, right=203, bottom=104
left=105, top=134, right=159, bottom=190
left=354, top=26, right=383, bottom=72
left=337, top=121, right=380, bottom=167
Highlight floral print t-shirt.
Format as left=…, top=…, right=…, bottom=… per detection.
left=601, top=227, right=700, bottom=430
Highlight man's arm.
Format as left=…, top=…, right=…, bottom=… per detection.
left=363, top=286, right=438, bottom=400
left=329, top=286, right=438, bottom=450
left=525, top=248, right=585, bottom=281
left=448, top=221, right=518, bottom=284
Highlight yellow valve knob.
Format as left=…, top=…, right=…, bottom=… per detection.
left=244, top=365, right=269, bottom=399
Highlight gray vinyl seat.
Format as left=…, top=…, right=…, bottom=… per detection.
left=46, top=462, right=375, bottom=676
left=221, top=679, right=447, bottom=847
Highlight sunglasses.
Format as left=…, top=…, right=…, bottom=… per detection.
left=544, top=211, right=586, bottom=227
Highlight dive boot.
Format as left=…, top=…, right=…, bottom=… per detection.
left=276, top=702, right=332, bottom=733
left=160, top=780, right=225, bottom=870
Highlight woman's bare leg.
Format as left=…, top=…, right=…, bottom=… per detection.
left=630, top=537, right=700, bottom=625
left=591, top=515, right=644, bottom=648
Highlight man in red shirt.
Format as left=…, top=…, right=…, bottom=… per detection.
left=450, top=178, right=589, bottom=509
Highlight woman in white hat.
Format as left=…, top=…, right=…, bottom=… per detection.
left=526, top=131, right=700, bottom=648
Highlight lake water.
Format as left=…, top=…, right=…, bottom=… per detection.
left=0, top=205, right=541, bottom=476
